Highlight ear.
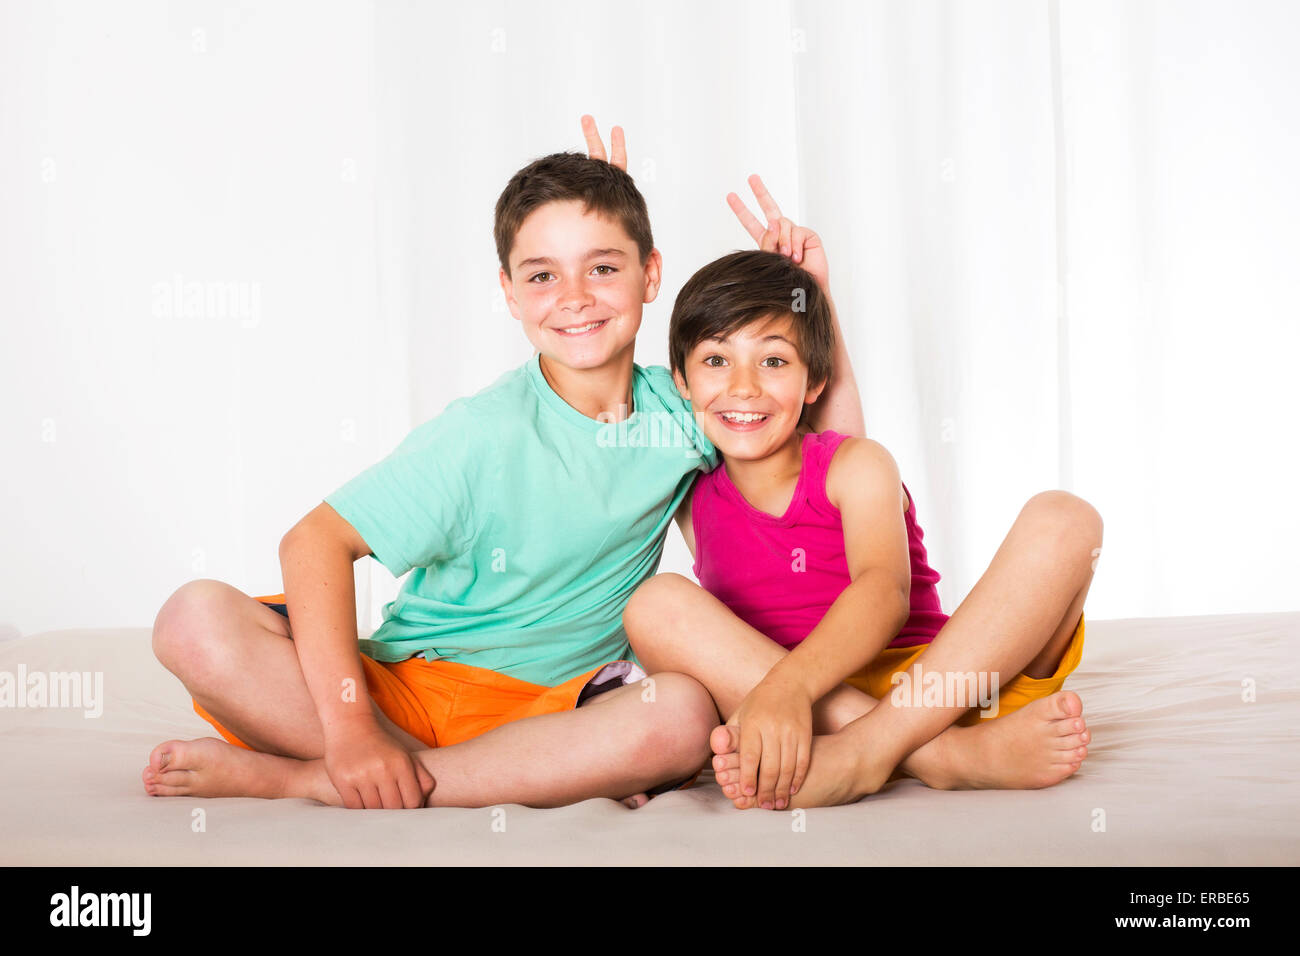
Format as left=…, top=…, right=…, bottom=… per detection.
left=641, top=248, right=663, bottom=305
left=671, top=366, right=691, bottom=402
left=499, top=267, right=521, bottom=321
left=804, top=374, right=829, bottom=407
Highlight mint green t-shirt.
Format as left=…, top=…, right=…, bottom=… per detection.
left=324, top=353, right=718, bottom=686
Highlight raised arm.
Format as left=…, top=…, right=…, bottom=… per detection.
left=726, top=175, right=866, bottom=438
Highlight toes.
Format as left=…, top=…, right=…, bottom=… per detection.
left=1054, top=690, right=1083, bottom=719
left=711, top=750, right=741, bottom=772
left=622, top=793, right=650, bottom=809
left=149, top=743, right=176, bottom=773
left=710, top=724, right=740, bottom=757
left=154, top=769, right=194, bottom=788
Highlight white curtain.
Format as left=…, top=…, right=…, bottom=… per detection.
left=3, top=0, right=1296, bottom=638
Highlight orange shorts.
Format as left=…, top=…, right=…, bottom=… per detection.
left=844, top=612, right=1086, bottom=725
left=192, top=594, right=646, bottom=752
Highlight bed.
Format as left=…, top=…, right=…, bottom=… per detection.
left=1, top=611, right=1297, bottom=865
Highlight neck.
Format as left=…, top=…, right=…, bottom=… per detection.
left=538, top=347, right=636, bottom=422
left=722, top=429, right=807, bottom=505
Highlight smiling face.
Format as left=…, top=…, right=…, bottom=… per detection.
left=500, top=199, right=660, bottom=374
left=673, top=313, right=827, bottom=462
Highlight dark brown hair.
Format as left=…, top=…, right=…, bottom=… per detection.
left=493, top=152, right=654, bottom=277
left=669, top=249, right=835, bottom=392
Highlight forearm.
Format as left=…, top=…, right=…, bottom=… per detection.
left=763, top=572, right=909, bottom=704
left=808, top=292, right=866, bottom=438
left=278, top=529, right=376, bottom=738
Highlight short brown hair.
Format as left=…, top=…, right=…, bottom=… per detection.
left=669, top=249, right=835, bottom=392
left=493, top=152, right=654, bottom=277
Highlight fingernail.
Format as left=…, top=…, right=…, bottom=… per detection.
left=776, top=800, right=787, bottom=809
left=760, top=801, right=772, bottom=810
left=745, top=785, right=755, bottom=795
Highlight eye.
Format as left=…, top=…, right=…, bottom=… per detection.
left=703, top=355, right=726, bottom=368
left=528, top=272, right=553, bottom=283
left=592, top=264, right=617, bottom=276
left=761, top=357, right=788, bottom=368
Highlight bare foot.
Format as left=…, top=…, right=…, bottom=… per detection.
left=718, top=691, right=1091, bottom=810
left=790, top=691, right=1091, bottom=808
left=709, top=725, right=764, bottom=810
left=141, top=737, right=342, bottom=805
left=916, top=690, right=1089, bottom=791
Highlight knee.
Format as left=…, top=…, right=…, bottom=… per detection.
left=1020, top=491, right=1104, bottom=565
left=623, top=573, right=695, bottom=644
left=151, top=579, right=239, bottom=676
left=632, top=672, right=717, bottom=778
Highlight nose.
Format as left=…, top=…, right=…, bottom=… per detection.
left=558, top=275, right=596, bottom=313
left=727, top=364, right=760, bottom=400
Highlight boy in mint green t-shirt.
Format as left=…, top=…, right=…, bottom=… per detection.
left=142, top=119, right=864, bottom=810
left=328, top=355, right=715, bottom=685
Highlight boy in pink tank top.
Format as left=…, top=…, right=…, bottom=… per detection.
left=624, top=180, right=1103, bottom=811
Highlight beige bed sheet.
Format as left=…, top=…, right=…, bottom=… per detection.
left=1, top=612, right=1297, bottom=865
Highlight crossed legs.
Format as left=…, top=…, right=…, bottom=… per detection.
left=144, top=581, right=716, bottom=808
left=623, top=491, right=1103, bottom=808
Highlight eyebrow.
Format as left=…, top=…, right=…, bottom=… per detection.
left=515, top=248, right=629, bottom=270
left=703, top=334, right=796, bottom=346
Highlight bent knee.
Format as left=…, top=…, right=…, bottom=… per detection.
left=634, top=672, right=717, bottom=775
left=623, top=572, right=696, bottom=636
left=1021, top=491, right=1104, bottom=554
left=151, top=579, right=247, bottom=673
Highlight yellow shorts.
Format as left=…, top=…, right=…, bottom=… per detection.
left=844, top=613, right=1086, bottom=726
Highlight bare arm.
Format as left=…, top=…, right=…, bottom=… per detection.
left=725, top=175, right=866, bottom=438
left=762, top=438, right=910, bottom=702
left=278, top=502, right=431, bottom=809
left=806, top=292, right=866, bottom=438
left=277, top=502, right=374, bottom=738
left=727, top=437, right=910, bottom=808
left=673, top=485, right=697, bottom=560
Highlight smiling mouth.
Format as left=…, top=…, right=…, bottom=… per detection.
left=715, top=410, right=771, bottom=429
left=554, top=319, right=610, bottom=336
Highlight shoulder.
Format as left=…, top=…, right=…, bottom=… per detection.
left=395, top=369, right=531, bottom=461
left=636, top=363, right=689, bottom=411
left=825, top=436, right=904, bottom=512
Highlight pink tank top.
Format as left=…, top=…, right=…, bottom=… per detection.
left=691, top=430, right=948, bottom=650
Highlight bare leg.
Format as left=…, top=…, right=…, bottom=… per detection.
left=783, top=491, right=1103, bottom=807
left=143, top=672, right=717, bottom=808
left=625, top=491, right=1101, bottom=805
left=148, top=579, right=716, bottom=807
left=152, top=579, right=423, bottom=757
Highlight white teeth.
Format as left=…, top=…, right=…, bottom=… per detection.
left=720, top=412, right=768, bottom=423
left=558, top=320, right=605, bottom=334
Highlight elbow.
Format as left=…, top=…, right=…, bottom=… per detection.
left=278, top=520, right=310, bottom=563
left=884, top=578, right=911, bottom=633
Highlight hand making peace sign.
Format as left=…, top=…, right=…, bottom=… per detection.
left=582, top=116, right=830, bottom=293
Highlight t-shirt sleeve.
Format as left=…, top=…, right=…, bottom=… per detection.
left=324, top=403, right=483, bottom=578
left=642, top=364, right=719, bottom=471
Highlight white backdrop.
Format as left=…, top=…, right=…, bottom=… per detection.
left=3, top=0, right=1297, bottom=639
